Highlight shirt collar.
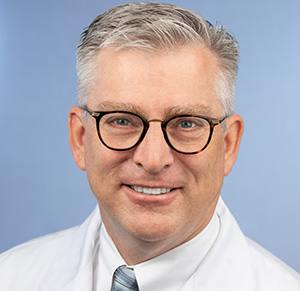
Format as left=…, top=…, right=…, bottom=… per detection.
left=97, top=223, right=126, bottom=290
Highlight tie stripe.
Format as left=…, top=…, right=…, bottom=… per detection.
left=112, top=265, right=139, bottom=291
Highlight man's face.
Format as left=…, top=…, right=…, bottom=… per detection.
left=69, top=45, right=243, bottom=257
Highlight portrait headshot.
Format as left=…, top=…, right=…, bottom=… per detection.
left=1, top=1, right=300, bottom=290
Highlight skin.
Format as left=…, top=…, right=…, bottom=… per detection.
left=69, top=45, right=244, bottom=265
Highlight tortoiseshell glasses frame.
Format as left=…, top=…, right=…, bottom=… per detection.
left=82, top=107, right=227, bottom=155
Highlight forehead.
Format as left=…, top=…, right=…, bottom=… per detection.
left=88, top=45, right=223, bottom=116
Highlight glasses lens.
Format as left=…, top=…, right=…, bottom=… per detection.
left=166, top=116, right=210, bottom=153
left=99, top=112, right=144, bottom=149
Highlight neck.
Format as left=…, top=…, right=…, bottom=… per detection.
left=100, top=206, right=215, bottom=265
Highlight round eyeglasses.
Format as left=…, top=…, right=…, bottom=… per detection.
left=83, top=107, right=227, bottom=155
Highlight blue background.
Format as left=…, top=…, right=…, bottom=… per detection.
left=1, top=0, right=299, bottom=272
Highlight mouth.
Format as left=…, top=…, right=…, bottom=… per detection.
left=128, top=185, right=174, bottom=195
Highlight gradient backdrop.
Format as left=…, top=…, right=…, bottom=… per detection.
left=1, top=0, right=300, bottom=272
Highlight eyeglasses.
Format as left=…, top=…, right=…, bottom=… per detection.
left=83, top=107, right=227, bottom=155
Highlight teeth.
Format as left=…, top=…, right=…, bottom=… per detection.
left=130, top=186, right=172, bottom=195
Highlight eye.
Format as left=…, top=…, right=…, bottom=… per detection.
left=102, top=113, right=143, bottom=129
left=114, top=118, right=131, bottom=126
left=174, top=118, right=206, bottom=129
left=179, top=120, right=196, bottom=128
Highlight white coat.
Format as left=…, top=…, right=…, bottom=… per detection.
left=0, top=198, right=299, bottom=290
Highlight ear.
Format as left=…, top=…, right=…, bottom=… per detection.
left=68, top=106, right=86, bottom=171
left=223, top=114, right=244, bottom=176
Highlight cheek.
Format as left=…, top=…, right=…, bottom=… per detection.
left=184, top=142, right=225, bottom=194
left=84, top=136, right=130, bottom=197
left=84, top=126, right=119, bottom=173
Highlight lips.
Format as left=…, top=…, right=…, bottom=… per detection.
left=129, top=185, right=173, bottom=195
left=123, top=184, right=179, bottom=206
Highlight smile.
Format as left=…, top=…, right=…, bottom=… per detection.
left=129, top=185, right=173, bottom=195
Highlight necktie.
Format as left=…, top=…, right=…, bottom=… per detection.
left=111, top=265, right=139, bottom=291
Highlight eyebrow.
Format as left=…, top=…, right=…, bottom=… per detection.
left=164, top=105, right=214, bottom=118
left=95, top=101, right=146, bottom=115
left=94, top=102, right=215, bottom=118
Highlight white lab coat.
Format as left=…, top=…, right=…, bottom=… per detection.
left=0, top=198, right=299, bottom=290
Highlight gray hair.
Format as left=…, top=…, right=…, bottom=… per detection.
left=76, top=2, right=239, bottom=116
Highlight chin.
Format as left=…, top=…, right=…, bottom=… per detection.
left=128, top=221, right=182, bottom=244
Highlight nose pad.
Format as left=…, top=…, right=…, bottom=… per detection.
left=132, top=121, right=174, bottom=173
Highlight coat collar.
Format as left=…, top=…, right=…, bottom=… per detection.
left=39, top=206, right=102, bottom=291
left=39, top=198, right=300, bottom=290
left=38, top=199, right=252, bottom=291
left=181, top=198, right=254, bottom=290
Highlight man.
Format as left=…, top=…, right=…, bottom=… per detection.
left=0, top=2, right=299, bottom=290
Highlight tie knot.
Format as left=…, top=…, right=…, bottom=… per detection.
left=112, top=265, right=139, bottom=290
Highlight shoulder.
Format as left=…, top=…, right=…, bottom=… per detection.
left=208, top=198, right=300, bottom=290
left=0, top=226, right=78, bottom=289
left=0, top=205, right=101, bottom=290
left=245, top=237, right=300, bottom=287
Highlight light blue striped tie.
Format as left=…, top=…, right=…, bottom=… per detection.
left=111, top=265, right=139, bottom=291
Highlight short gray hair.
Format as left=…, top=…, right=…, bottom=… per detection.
left=76, top=2, right=239, bottom=116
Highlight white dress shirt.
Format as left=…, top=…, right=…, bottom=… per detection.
left=95, top=208, right=220, bottom=291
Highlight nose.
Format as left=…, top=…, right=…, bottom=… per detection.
left=132, top=121, right=174, bottom=174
